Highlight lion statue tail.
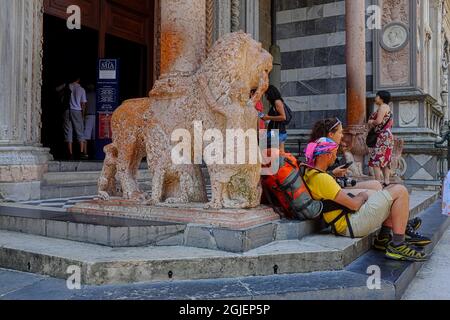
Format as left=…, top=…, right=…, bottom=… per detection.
left=98, top=143, right=119, bottom=200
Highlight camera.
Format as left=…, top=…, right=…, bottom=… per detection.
left=336, top=176, right=357, bottom=188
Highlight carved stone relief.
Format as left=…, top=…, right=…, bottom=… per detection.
left=381, top=46, right=411, bottom=85
left=382, top=0, right=409, bottom=25
left=399, top=101, right=420, bottom=127
left=379, top=0, right=411, bottom=87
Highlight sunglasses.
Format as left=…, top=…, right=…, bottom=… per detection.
left=328, top=118, right=342, bottom=132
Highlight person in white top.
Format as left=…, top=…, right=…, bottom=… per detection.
left=63, top=76, right=87, bottom=159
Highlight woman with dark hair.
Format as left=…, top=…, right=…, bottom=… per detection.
left=368, top=91, right=394, bottom=187
left=261, top=85, right=288, bottom=152
left=309, top=117, right=383, bottom=194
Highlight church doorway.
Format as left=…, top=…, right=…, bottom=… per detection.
left=41, top=14, right=98, bottom=160
left=41, top=1, right=155, bottom=160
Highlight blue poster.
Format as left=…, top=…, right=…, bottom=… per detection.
left=95, top=59, right=120, bottom=160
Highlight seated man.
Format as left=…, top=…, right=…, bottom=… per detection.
left=303, top=137, right=431, bottom=262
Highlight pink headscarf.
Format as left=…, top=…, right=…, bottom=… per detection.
left=305, top=137, right=339, bottom=167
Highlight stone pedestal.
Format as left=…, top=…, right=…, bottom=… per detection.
left=70, top=200, right=280, bottom=230
left=0, top=0, right=52, bottom=201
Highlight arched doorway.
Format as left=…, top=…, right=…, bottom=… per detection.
left=41, top=0, right=155, bottom=160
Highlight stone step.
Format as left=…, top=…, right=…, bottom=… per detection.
left=1, top=200, right=446, bottom=300
left=47, top=161, right=210, bottom=178
left=0, top=191, right=439, bottom=285
left=39, top=183, right=152, bottom=200
left=48, top=161, right=147, bottom=173
left=0, top=203, right=317, bottom=251
left=14, top=190, right=438, bottom=250
left=42, top=170, right=152, bottom=186
left=40, top=166, right=210, bottom=200
left=0, top=228, right=372, bottom=285
left=40, top=169, right=152, bottom=200
left=344, top=200, right=450, bottom=300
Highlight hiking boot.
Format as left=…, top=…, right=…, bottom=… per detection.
left=373, top=234, right=391, bottom=252
left=407, top=217, right=422, bottom=232
left=406, top=226, right=432, bottom=247
left=385, top=242, right=429, bottom=262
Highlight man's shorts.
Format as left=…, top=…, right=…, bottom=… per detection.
left=344, top=190, right=394, bottom=238
left=63, top=110, right=85, bottom=143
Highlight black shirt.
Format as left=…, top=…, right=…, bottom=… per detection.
left=268, top=102, right=287, bottom=134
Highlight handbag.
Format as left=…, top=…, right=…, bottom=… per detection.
left=366, top=115, right=392, bottom=148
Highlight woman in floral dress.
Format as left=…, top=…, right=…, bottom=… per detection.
left=368, top=91, right=394, bottom=186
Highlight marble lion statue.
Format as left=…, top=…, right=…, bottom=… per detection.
left=98, top=32, right=273, bottom=209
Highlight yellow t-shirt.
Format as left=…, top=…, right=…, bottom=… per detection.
left=304, top=169, right=348, bottom=235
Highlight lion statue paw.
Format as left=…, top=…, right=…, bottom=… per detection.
left=98, top=191, right=111, bottom=201
left=165, top=197, right=189, bottom=204
left=204, top=201, right=224, bottom=210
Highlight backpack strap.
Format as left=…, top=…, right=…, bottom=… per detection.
left=300, top=165, right=356, bottom=238
left=324, top=209, right=355, bottom=238
left=374, top=113, right=393, bottom=133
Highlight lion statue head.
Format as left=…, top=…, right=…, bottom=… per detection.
left=198, top=32, right=273, bottom=108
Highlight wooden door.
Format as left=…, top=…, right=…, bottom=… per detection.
left=43, top=0, right=155, bottom=89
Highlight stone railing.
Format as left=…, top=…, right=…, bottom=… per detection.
left=431, top=104, right=445, bottom=135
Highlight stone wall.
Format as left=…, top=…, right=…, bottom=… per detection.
left=275, top=0, right=374, bottom=132
left=0, top=0, right=52, bottom=201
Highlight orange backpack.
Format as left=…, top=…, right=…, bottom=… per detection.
left=261, top=152, right=323, bottom=220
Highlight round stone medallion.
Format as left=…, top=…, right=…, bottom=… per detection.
left=381, top=22, right=409, bottom=52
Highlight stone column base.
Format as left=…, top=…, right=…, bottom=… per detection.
left=392, top=128, right=446, bottom=188
left=0, top=146, right=52, bottom=201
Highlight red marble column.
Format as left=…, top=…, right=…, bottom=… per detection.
left=343, top=0, right=368, bottom=161
left=159, top=0, right=207, bottom=78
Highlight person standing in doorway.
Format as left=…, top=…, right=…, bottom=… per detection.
left=63, top=75, right=87, bottom=160
left=368, top=91, right=394, bottom=187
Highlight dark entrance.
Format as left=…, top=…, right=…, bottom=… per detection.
left=41, top=0, right=155, bottom=160
left=105, top=34, right=148, bottom=104
left=41, top=14, right=98, bottom=160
